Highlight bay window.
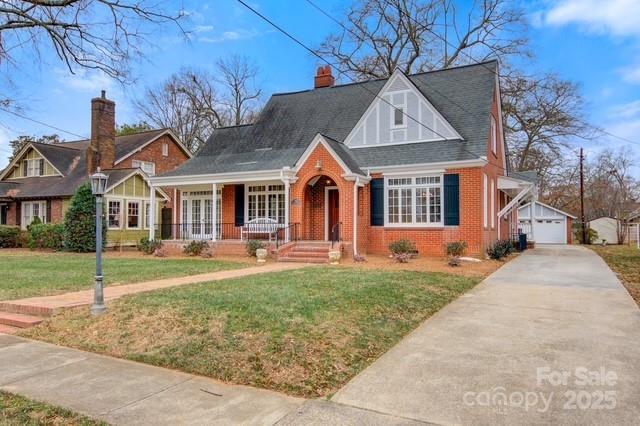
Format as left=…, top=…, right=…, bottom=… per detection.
left=386, top=176, right=442, bottom=226
left=247, top=184, right=285, bottom=224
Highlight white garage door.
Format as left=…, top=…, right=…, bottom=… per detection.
left=534, top=219, right=566, bottom=244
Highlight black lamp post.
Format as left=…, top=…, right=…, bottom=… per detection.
left=90, top=168, right=108, bottom=316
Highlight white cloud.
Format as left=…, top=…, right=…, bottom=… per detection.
left=199, top=28, right=260, bottom=43
left=544, top=0, right=640, bottom=37
left=619, top=64, right=640, bottom=84
left=0, top=126, right=14, bottom=169
left=610, top=100, right=640, bottom=119
left=55, top=69, right=115, bottom=95
left=193, top=25, right=214, bottom=33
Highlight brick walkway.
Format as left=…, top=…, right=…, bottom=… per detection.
left=0, top=262, right=306, bottom=317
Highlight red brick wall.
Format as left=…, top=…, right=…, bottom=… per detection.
left=291, top=143, right=355, bottom=249
left=567, top=217, right=574, bottom=244
left=49, top=199, right=65, bottom=223
left=6, top=202, right=18, bottom=226
left=116, top=134, right=190, bottom=175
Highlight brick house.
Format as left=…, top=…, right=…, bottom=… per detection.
left=150, top=61, right=536, bottom=258
left=0, top=91, right=192, bottom=245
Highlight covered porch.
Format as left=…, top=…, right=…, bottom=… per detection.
left=148, top=170, right=299, bottom=246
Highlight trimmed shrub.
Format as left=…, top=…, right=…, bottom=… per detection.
left=446, top=241, right=467, bottom=257
left=0, top=225, right=20, bottom=248
left=389, top=239, right=417, bottom=263
left=28, top=223, right=64, bottom=250
left=138, top=237, right=162, bottom=255
left=64, top=183, right=106, bottom=252
left=183, top=240, right=209, bottom=256
left=487, top=240, right=516, bottom=260
left=246, top=239, right=265, bottom=257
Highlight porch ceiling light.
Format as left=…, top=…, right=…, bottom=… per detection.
left=315, top=160, right=323, bottom=170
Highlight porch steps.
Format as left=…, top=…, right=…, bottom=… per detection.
left=278, top=241, right=333, bottom=264
left=0, top=302, right=54, bottom=317
left=0, top=311, right=44, bottom=329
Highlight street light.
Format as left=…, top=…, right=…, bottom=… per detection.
left=90, top=168, right=108, bottom=316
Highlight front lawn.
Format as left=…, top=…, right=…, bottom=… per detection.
left=0, top=251, right=247, bottom=301
left=0, top=391, right=104, bottom=426
left=591, top=245, right=640, bottom=305
left=21, top=267, right=479, bottom=397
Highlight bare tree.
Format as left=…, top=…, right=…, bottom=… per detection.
left=314, top=0, right=527, bottom=80
left=0, top=0, right=185, bottom=82
left=134, top=69, right=225, bottom=153
left=216, top=55, right=262, bottom=126
left=502, top=74, right=593, bottom=191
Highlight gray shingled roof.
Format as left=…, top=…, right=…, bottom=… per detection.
left=509, top=170, right=538, bottom=184
left=161, top=61, right=498, bottom=178
left=0, top=130, right=169, bottom=200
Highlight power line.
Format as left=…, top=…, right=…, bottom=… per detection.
left=0, top=107, right=88, bottom=139
left=303, top=0, right=478, bottom=119
left=382, top=0, right=640, bottom=149
left=236, top=0, right=507, bottom=171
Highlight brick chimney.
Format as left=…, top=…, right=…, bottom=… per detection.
left=314, top=65, right=335, bottom=89
left=87, top=90, right=116, bottom=173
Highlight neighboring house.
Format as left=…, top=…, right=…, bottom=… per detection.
left=517, top=201, right=575, bottom=244
left=150, top=61, right=534, bottom=257
left=588, top=216, right=639, bottom=245
left=0, top=91, right=192, bottom=246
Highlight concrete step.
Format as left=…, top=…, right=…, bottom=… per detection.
left=0, top=324, right=20, bottom=335
left=286, top=251, right=328, bottom=258
left=290, top=246, right=331, bottom=253
left=278, top=256, right=328, bottom=264
left=0, top=302, right=54, bottom=317
left=0, top=311, right=44, bottom=329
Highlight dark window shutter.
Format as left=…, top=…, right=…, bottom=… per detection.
left=234, top=184, right=245, bottom=226
left=46, top=200, right=52, bottom=223
left=444, top=174, right=460, bottom=226
left=370, top=178, right=384, bottom=226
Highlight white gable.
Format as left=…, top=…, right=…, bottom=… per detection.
left=344, top=70, right=462, bottom=148
left=518, top=201, right=575, bottom=219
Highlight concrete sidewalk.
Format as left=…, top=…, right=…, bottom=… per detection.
left=0, top=262, right=305, bottom=316
left=0, top=334, right=303, bottom=425
left=332, top=245, right=640, bottom=424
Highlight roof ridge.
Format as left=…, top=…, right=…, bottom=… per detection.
left=116, top=127, right=167, bottom=136
left=216, top=123, right=254, bottom=130
left=31, top=141, right=84, bottom=152
left=272, top=60, right=499, bottom=97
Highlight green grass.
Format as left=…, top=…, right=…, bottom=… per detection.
left=591, top=245, right=640, bottom=305
left=22, top=267, right=480, bottom=397
left=0, top=251, right=247, bottom=301
left=0, top=391, right=105, bottom=426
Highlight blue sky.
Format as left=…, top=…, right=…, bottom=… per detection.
left=1, top=0, right=639, bottom=171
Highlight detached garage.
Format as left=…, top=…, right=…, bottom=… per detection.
left=517, top=201, right=575, bottom=244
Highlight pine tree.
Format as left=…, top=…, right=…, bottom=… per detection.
left=63, top=183, right=106, bottom=252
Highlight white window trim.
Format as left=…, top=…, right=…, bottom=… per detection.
left=21, top=201, right=47, bottom=230
left=22, top=158, right=44, bottom=177
left=390, top=91, right=408, bottom=130
left=244, top=182, right=286, bottom=224
left=491, top=178, right=495, bottom=229
left=144, top=201, right=151, bottom=229
left=162, top=142, right=169, bottom=157
left=383, top=173, right=444, bottom=228
left=483, top=173, right=488, bottom=229
left=132, top=160, right=156, bottom=176
left=126, top=200, right=141, bottom=229
left=490, top=116, right=497, bottom=155
left=107, top=199, right=122, bottom=230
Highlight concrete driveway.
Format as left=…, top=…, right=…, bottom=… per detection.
left=331, top=245, right=640, bottom=425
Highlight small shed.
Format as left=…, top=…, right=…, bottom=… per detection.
left=518, top=201, right=576, bottom=244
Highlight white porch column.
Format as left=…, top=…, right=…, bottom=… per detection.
left=284, top=179, right=290, bottom=242
left=212, top=183, right=217, bottom=242
left=149, top=186, right=156, bottom=240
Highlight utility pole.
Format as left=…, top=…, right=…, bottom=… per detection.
left=580, top=148, right=587, bottom=245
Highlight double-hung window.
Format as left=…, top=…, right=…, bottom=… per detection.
left=127, top=201, right=140, bottom=229
left=247, top=184, right=285, bottom=224
left=21, top=201, right=47, bottom=229
left=108, top=200, right=121, bottom=229
left=490, top=116, right=497, bottom=155
left=386, top=176, right=442, bottom=226
left=390, top=92, right=407, bottom=129
left=22, top=158, right=44, bottom=177
left=144, top=202, right=151, bottom=229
